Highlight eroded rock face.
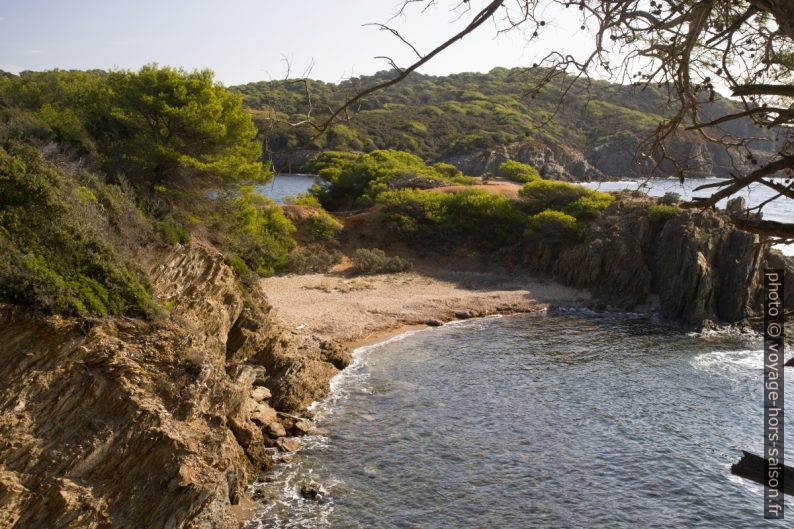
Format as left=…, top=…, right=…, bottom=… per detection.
left=0, top=242, right=349, bottom=529
left=523, top=194, right=794, bottom=328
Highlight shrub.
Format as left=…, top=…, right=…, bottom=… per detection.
left=225, top=254, right=251, bottom=278
left=156, top=220, right=190, bottom=245
left=432, top=162, right=462, bottom=179
left=351, top=248, right=414, bottom=275
left=308, top=149, right=471, bottom=210
left=659, top=191, right=681, bottom=205
left=648, top=204, right=683, bottom=223
left=562, top=191, right=615, bottom=220
left=378, top=188, right=528, bottom=250
left=211, top=186, right=296, bottom=277
left=518, top=179, right=594, bottom=213
left=310, top=209, right=343, bottom=241
left=285, top=245, right=343, bottom=274
left=0, top=142, right=155, bottom=317
left=525, top=209, right=583, bottom=240
left=497, top=160, right=541, bottom=183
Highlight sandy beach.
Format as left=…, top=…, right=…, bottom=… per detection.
left=259, top=269, right=589, bottom=347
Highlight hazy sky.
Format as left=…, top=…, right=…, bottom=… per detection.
left=0, top=0, right=590, bottom=85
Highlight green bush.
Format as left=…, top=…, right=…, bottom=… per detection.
left=285, top=245, right=343, bottom=274
left=378, top=188, right=528, bottom=250
left=562, top=191, right=615, bottom=220
left=308, top=149, right=472, bottom=210
left=225, top=254, right=251, bottom=278
left=211, top=186, right=296, bottom=276
left=497, top=160, right=541, bottom=183
left=310, top=209, right=343, bottom=241
left=525, top=209, right=583, bottom=240
left=519, top=180, right=593, bottom=213
left=0, top=142, right=155, bottom=317
left=352, top=248, right=413, bottom=275
left=648, top=203, right=683, bottom=223
left=156, top=220, right=190, bottom=245
left=659, top=191, right=681, bottom=205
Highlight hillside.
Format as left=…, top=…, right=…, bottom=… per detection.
left=232, top=68, right=772, bottom=180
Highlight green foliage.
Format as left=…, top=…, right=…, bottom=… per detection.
left=648, top=204, right=683, bottom=223
left=432, top=162, right=462, bottom=179
left=562, top=192, right=615, bottom=221
left=0, top=142, right=155, bottom=316
left=497, top=160, right=540, bottom=183
left=283, top=192, right=322, bottom=207
left=285, top=245, right=343, bottom=274
left=156, top=220, right=190, bottom=245
left=659, top=191, right=681, bottom=205
left=378, top=188, right=528, bottom=250
left=211, top=186, right=296, bottom=276
left=310, top=209, right=343, bottom=241
left=351, top=248, right=414, bottom=275
left=232, top=67, right=679, bottom=164
left=225, top=254, right=251, bottom=278
left=308, top=149, right=472, bottom=210
left=525, top=209, right=583, bottom=240
left=519, top=180, right=613, bottom=220
left=0, top=66, right=269, bottom=198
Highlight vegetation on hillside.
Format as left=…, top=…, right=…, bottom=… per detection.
left=0, top=66, right=283, bottom=316
left=377, top=161, right=613, bottom=251
left=232, top=68, right=741, bottom=164
left=308, top=149, right=477, bottom=210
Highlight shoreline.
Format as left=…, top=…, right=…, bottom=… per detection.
left=259, top=269, right=590, bottom=349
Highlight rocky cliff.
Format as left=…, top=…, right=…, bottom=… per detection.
left=521, top=194, right=794, bottom=328
left=0, top=242, right=349, bottom=529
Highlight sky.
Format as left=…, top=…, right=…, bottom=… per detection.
left=0, top=0, right=592, bottom=85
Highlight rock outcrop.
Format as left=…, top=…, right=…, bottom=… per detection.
left=0, top=242, right=349, bottom=529
left=521, top=193, right=794, bottom=328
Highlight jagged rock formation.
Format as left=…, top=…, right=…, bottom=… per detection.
left=0, top=242, right=348, bottom=529
left=521, top=193, right=794, bottom=328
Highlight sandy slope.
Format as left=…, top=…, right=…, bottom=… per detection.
left=259, top=270, right=589, bottom=346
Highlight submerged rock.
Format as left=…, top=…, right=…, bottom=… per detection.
left=300, top=481, right=328, bottom=501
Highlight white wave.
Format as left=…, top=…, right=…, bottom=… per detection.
left=690, top=349, right=764, bottom=378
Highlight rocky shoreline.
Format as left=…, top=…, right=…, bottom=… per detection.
left=1, top=196, right=792, bottom=528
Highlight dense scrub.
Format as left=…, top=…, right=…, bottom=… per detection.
left=378, top=165, right=614, bottom=252
left=231, top=67, right=736, bottom=163
left=0, top=66, right=284, bottom=316
left=308, top=149, right=476, bottom=210
left=0, top=141, right=155, bottom=316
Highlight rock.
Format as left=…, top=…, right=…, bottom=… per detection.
left=293, top=419, right=313, bottom=435
left=267, top=421, right=287, bottom=438
left=455, top=310, right=474, bottom=319
left=426, top=319, right=443, bottom=327
left=251, top=386, right=272, bottom=402
left=299, top=481, right=328, bottom=501
left=0, top=241, right=353, bottom=529
left=276, top=437, right=301, bottom=452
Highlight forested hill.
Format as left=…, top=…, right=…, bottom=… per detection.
left=231, top=68, right=768, bottom=180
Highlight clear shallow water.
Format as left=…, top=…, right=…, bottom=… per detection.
left=256, top=174, right=316, bottom=204
left=246, top=312, right=789, bottom=529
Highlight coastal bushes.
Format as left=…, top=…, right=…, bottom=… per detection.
left=497, top=160, right=540, bottom=183
left=0, top=142, right=156, bottom=317
left=648, top=204, right=683, bottom=224
left=308, top=149, right=475, bottom=211
left=351, top=248, right=413, bottom=275
left=525, top=209, right=582, bottom=240
left=210, top=187, right=296, bottom=277
left=378, top=188, right=528, bottom=250
left=519, top=180, right=614, bottom=220
left=285, top=245, right=343, bottom=274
